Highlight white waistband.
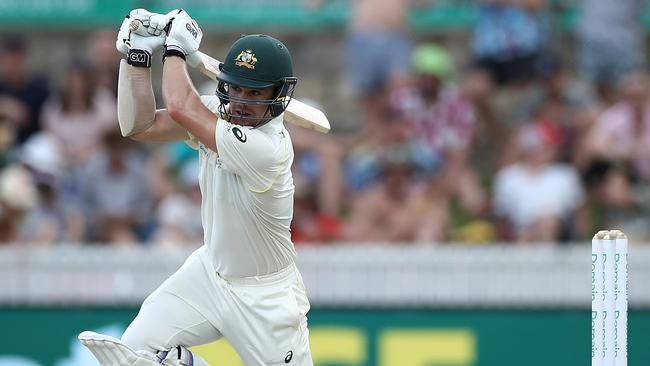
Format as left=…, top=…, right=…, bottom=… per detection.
left=218, top=262, right=296, bottom=286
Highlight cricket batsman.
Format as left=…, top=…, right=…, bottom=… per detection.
left=79, top=8, right=313, bottom=366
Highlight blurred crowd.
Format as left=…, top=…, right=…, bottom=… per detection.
left=1, top=0, right=649, bottom=246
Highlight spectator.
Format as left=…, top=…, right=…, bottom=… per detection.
left=578, top=0, right=645, bottom=96
left=0, top=35, right=50, bottom=145
left=344, top=88, right=438, bottom=194
left=152, top=159, right=203, bottom=247
left=309, top=0, right=423, bottom=127
left=581, top=71, right=650, bottom=180
left=344, top=145, right=448, bottom=242
left=390, top=44, right=486, bottom=216
left=18, top=133, right=84, bottom=244
left=577, top=71, right=650, bottom=240
left=583, top=160, right=650, bottom=241
left=472, top=0, right=548, bottom=85
left=42, top=59, right=117, bottom=167
left=80, top=131, right=152, bottom=243
left=457, top=63, right=515, bottom=177
left=493, top=124, right=587, bottom=242
left=88, top=29, right=121, bottom=96
left=290, top=170, right=344, bottom=243
left=342, top=84, right=447, bottom=242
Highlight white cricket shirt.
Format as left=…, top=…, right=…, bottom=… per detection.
left=186, top=95, right=296, bottom=277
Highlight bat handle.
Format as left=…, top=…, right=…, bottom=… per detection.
left=128, top=19, right=151, bottom=37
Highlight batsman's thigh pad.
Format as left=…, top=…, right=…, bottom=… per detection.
left=122, top=246, right=225, bottom=352
left=219, top=263, right=313, bottom=366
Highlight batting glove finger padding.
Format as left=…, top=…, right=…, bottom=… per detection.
left=129, top=8, right=155, bottom=28
left=148, top=12, right=172, bottom=36
left=116, top=16, right=132, bottom=55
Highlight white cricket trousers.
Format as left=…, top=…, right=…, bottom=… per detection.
left=121, top=246, right=313, bottom=366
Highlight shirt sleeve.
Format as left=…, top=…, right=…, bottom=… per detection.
left=215, top=119, right=287, bottom=192
left=185, top=131, right=200, bottom=150
left=185, top=95, right=222, bottom=150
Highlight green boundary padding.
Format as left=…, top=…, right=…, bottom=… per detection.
left=1, top=307, right=649, bottom=365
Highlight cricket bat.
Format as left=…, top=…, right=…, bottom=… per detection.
left=129, top=19, right=330, bottom=133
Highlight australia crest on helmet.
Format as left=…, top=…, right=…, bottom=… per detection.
left=234, top=49, right=258, bottom=69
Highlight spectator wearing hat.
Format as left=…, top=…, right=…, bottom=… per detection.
left=390, top=44, right=486, bottom=219
left=18, top=133, right=84, bottom=244
left=342, top=67, right=452, bottom=242
left=0, top=35, right=50, bottom=145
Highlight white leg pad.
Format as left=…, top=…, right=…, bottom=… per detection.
left=78, top=331, right=161, bottom=366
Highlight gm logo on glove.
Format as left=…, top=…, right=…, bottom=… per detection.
left=186, top=22, right=198, bottom=38
left=127, top=49, right=151, bottom=67
left=129, top=52, right=147, bottom=63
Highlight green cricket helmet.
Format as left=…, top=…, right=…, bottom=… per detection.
left=216, top=34, right=297, bottom=122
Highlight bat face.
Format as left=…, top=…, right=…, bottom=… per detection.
left=284, top=99, right=330, bottom=133
left=195, top=52, right=221, bottom=80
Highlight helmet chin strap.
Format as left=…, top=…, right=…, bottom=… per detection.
left=218, top=103, right=274, bottom=129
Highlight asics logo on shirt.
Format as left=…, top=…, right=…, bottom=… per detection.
left=284, top=350, right=293, bottom=363
left=232, top=126, right=247, bottom=142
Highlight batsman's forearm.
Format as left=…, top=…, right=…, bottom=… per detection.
left=163, top=56, right=217, bottom=151
left=117, top=60, right=156, bottom=136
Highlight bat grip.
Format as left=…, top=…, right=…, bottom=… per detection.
left=129, top=19, right=149, bottom=37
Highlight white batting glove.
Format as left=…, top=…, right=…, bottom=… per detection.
left=116, top=9, right=167, bottom=68
left=164, top=9, right=203, bottom=57
left=116, top=9, right=155, bottom=55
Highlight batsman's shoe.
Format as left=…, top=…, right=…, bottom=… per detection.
left=78, top=331, right=161, bottom=366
